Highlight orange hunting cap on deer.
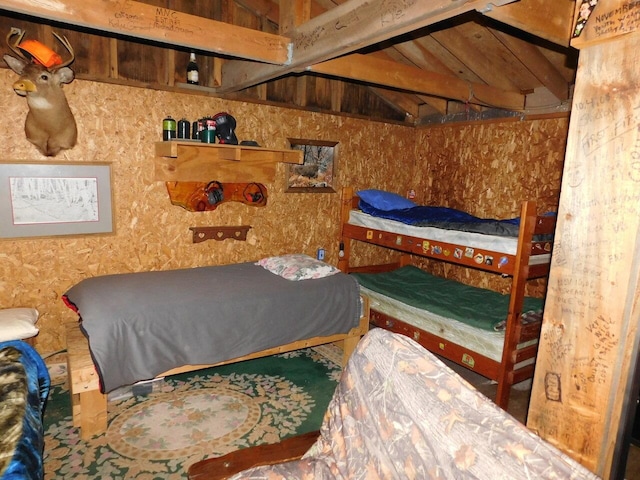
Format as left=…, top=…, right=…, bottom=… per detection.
left=18, top=39, right=62, bottom=68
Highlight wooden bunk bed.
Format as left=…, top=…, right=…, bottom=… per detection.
left=338, top=186, right=556, bottom=409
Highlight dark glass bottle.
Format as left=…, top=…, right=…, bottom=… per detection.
left=187, top=52, right=199, bottom=85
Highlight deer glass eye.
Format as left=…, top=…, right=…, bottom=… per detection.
left=40, top=73, right=49, bottom=81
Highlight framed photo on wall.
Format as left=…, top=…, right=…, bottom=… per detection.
left=0, top=162, right=113, bottom=239
left=286, top=139, right=338, bottom=193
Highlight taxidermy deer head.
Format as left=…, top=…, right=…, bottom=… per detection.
left=3, top=27, right=77, bottom=157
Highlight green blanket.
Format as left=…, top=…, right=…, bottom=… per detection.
left=352, top=266, right=543, bottom=331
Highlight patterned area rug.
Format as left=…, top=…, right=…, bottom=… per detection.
left=43, top=347, right=341, bottom=479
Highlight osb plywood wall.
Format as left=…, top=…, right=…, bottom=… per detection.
left=409, top=117, right=569, bottom=295
left=0, top=70, right=413, bottom=354
left=0, top=67, right=570, bottom=355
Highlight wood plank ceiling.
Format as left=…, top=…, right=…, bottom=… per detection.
left=0, top=0, right=578, bottom=125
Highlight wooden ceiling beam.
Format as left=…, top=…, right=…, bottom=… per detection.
left=308, top=53, right=525, bottom=110
left=0, top=0, right=290, bottom=64
left=483, top=0, right=575, bottom=47
left=218, top=0, right=519, bottom=93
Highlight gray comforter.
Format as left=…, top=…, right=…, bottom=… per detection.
left=63, top=262, right=361, bottom=392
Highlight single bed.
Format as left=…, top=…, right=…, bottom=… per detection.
left=62, top=255, right=369, bottom=439
left=338, top=187, right=555, bottom=409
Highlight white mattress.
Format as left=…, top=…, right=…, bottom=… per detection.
left=361, top=286, right=536, bottom=367
left=348, top=210, right=551, bottom=265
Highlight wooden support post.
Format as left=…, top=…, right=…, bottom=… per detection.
left=527, top=2, right=640, bottom=476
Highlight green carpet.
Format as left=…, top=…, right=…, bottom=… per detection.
left=43, top=346, right=341, bottom=479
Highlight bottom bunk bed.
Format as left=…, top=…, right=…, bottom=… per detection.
left=338, top=187, right=556, bottom=409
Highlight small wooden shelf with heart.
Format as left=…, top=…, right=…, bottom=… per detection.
left=189, top=226, right=251, bottom=243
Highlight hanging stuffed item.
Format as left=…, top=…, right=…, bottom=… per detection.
left=3, top=27, right=78, bottom=156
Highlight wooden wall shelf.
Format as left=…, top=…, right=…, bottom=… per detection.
left=154, top=141, right=303, bottom=183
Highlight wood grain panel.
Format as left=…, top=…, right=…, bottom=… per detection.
left=528, top=28, right=640, bottom=477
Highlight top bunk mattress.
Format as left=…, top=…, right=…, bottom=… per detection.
left=349, top=209, right=519, bottom=255
left=63, top=261, right=361, bottom=392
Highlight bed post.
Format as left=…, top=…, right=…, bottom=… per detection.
left=65, top=322, right=108, bottom=440
left=340, top=295, right=370, bottom=365
left=338, top=186, right=354, bottom=272
left=495, top=201, right=537, bottom=409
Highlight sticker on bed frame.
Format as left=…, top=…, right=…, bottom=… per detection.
left=422, top=241, right=429, bottom=254
left=485, top=255, right=494, bottom=266
left=431, top=245, right=442, bottom=255
left=474, top=253, right=484, bottom=264
left=462, top=353, right=475, bottom=368
left=438, top=342, right=445, bottom=351
left=454, top=248, right=463, bottom=259
left=366, top=230, right=373, bottom=240
left=498, top=256, right=509, bottom=268
left=395, top=235, right=402, bottom=246
left=464, top=247, right=474, bottom=258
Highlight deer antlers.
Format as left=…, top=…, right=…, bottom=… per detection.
left=6, top=27, right=25, bottom=59
left=6, top=27, right=75, bottom=69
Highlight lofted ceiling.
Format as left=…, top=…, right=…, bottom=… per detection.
left=0, top=0, right=579, bottom=125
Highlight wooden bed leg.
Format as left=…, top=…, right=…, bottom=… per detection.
left=341, top=335, right=360, bottom=367
left=79, top=389, right=107, bottom=440
left=343, top=295, right=370, bottom=366
left=65, top=322, right=108, bottom=438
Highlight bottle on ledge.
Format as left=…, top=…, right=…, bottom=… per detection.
left=187, top=52, right=199, bottom=85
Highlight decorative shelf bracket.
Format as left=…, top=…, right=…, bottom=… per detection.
left=189, top=226, right=252, bottom=243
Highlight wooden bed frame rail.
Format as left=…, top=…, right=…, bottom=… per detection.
left=65, top=297, right=369, bottom=440
left=338, top=186, right=555, bottom=410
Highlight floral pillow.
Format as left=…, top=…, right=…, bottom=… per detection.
left=256, top=254, right=340, bottom=281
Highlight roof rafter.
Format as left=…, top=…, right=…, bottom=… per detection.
left=218, top=0, right=519, bottom=93
left=308, top=53, right=525, bottom=110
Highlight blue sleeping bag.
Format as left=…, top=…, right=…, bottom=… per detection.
left=0, top=341, right=50, bottom=480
